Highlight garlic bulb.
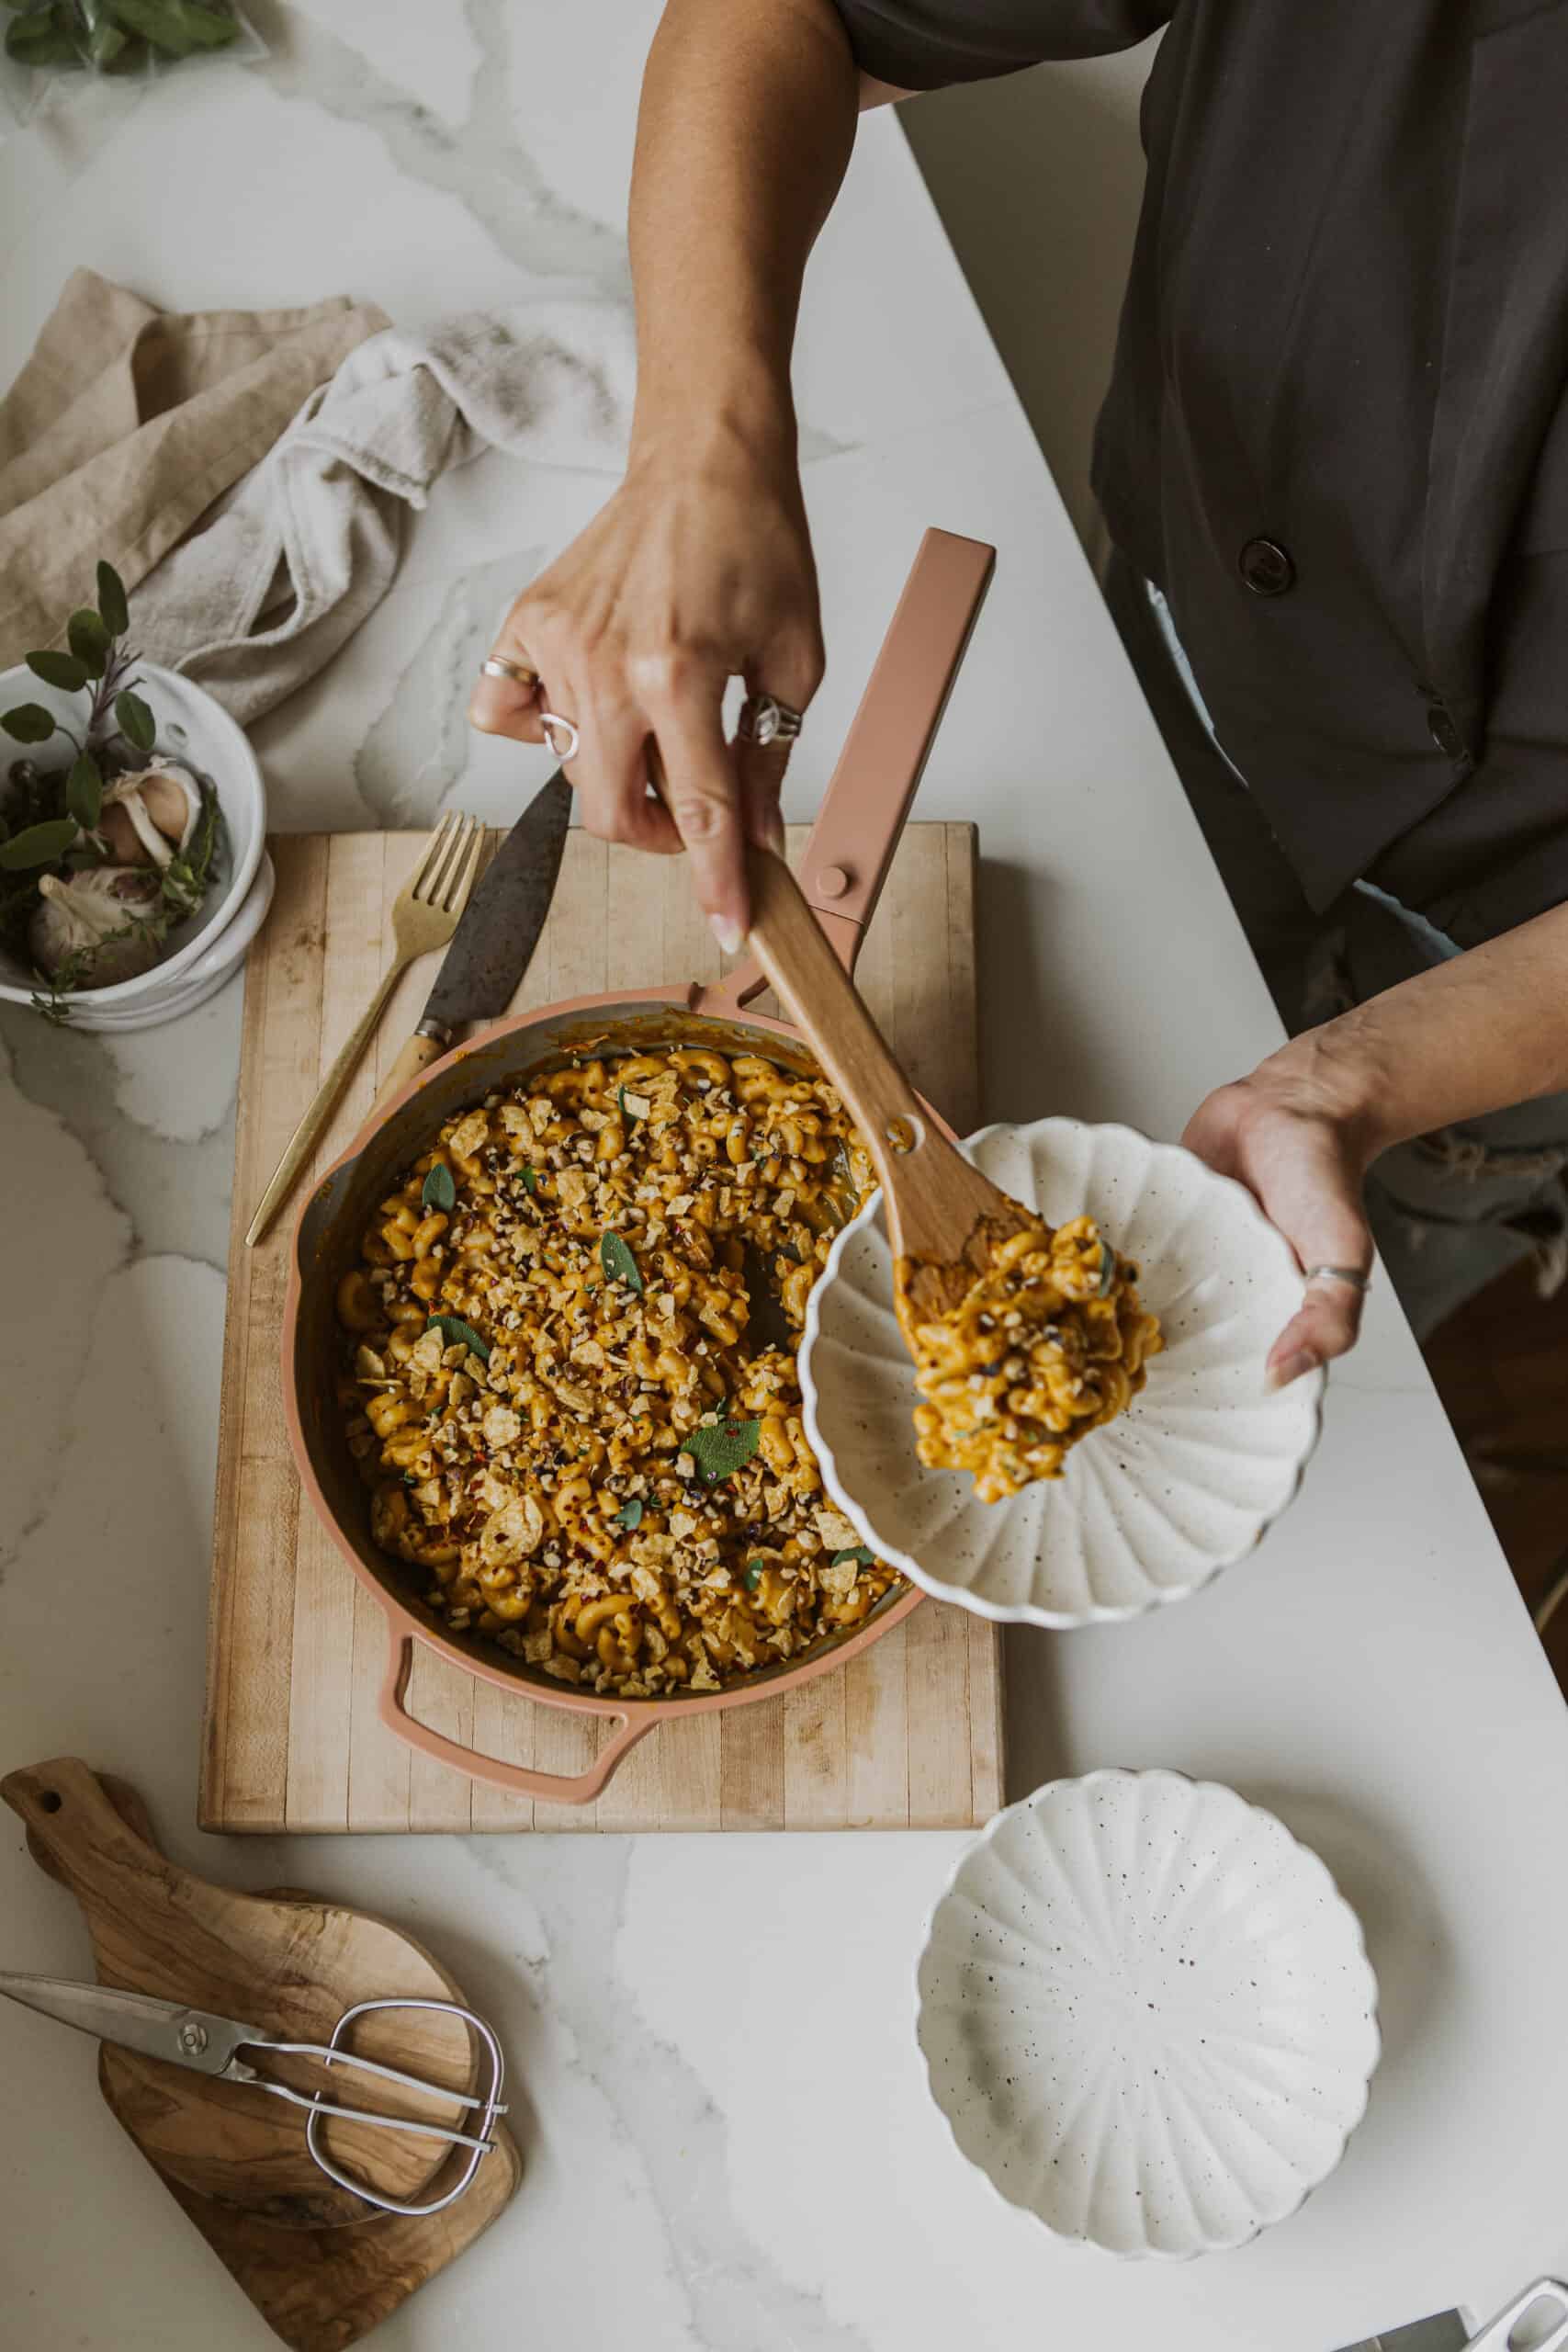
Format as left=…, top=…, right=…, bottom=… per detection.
left=28, top=867, right=165, bottom=988
left=96, top=765, right=200, bottom=870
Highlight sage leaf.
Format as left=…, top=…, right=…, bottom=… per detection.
left=67, top=608, right=111, bottom=677
left=425, top=1314, right=490, bottom=1363
left=519, top=1165, right=538, bottom=1193
left=617, top=1083, right=649, bottom=1123
left=683, top=1416, right=761, bottom=1484
left=0, top=818, right=80, bottom=871
left=26, top=650, right=87, bottom=693
left=1, top=704, right=55, bottom=744
left=96, top=560, right=130, bottom=637
left=115, top=688, right=156, bottom=752
left=421, top=1160, right=457, bottom=1214
left=615, top=1497, right=644, bottom=1532
left=830, top=1545, right=875, bottom=1567
left=5, top=12, right=81, bottom=63
left=742, top=1561, right=763, bottom=1591
left=109, top=0, right=238, bottom=52
left=66, top=752, right=102, bottom=829
left=600, top=1231, right=643, bottom=1294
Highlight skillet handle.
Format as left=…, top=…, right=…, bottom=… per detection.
left=379, top=1631, right=652, bottom=1806
left=703, top=526, right=995, bottom=1011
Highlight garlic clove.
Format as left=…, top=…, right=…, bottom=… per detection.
left=29, top=866, right=166, bottom=989
left=97, top=765, right=200, bottom=870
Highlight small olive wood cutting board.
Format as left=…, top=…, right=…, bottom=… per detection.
left=203, top=822, right=1004, bottom=1834
left=3, top=1758, right=521, bottom=2352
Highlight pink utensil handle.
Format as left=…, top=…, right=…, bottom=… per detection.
left=378, top=1630, right=652, bottom=1805
left=707, top=526, right=995, bottom=1010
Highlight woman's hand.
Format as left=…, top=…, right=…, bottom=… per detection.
left=468, top=422, right=824, bottom=953
left=1181, top=1040, right=1380, bottom=1386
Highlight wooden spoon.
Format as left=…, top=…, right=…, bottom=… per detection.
left=741, top=842, right=1035, bottom=1329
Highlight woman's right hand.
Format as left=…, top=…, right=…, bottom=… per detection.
left=468, top=421, right=824, bottom=954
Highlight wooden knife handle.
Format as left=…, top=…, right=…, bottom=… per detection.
left=370, top=1032, right=446, bottom=1116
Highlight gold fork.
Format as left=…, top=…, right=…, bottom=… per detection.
left=244, top=812, right=487, bottom=1249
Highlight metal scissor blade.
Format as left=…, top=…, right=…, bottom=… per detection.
left=0, top=1971, right=260, bottom=2076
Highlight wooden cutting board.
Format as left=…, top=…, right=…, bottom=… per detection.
left=203, top=822, right=1003, bottom=1834
left=5, top=1758, right=521, bottom=2352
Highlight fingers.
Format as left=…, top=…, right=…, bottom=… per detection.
left=738, top=630, right=823, bottom=854
left=469, top=606, right=546, bottom=744
left=570, top=694, right=682, bottom=857
left=642, top=674, right=749, bottom=950
left=1267, top=1212, right=1373, bottom=1388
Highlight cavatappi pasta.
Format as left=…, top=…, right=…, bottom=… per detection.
left=905, top=1210, right=1162, bottom=1503
left=334, top=1048, right=902, bottom=1697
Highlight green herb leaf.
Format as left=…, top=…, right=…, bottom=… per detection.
left=96, top=560, right=130, bottom=637
left=421, top=1160, right=457, bottom=1213
left=742, top=1561, right=763, bottom=1590
left=108, top=0, right=238, bottom=53
left=684, top=1416, right=761, bottom=1484
left=85, top=15, right=128, bottom=62
left=617, top=1082, right=651, bottom=1124
left=2, top=704, right=56, bottom=744
left=26, top=649, right=87, bottom=694
left=425, top=1314, right=491, bottom=1363
left=615, top=1498, right=644, bottom=1532
left=1096, top=1238, right=1119, bottom=1297
left=600, top=1231, right=643, bottom=1294
left=519, top=1165, right=538, bottom=1193
left=5, top=12, right=82, bottom=63
left=115, top=688, right=156, bottom=752
left=158, top=779, right=219, bottom=920
left=67, top=608, right=111, bottom=678
left=0, top=817, right=80, bottom=871
left=830, top=1545, right=875, bottom=1566
left=66, top=752, right=102, bottom=829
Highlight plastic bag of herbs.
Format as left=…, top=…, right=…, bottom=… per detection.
left=0, top=562, right=225, bottom=1019
left=1, top=0, right=265, bottom=119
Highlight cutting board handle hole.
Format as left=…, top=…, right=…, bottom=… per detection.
left=37, top=1789, right=62, bottom=1813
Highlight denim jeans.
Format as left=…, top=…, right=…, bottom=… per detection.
left=1103, top=548, right=1568, bottom=1339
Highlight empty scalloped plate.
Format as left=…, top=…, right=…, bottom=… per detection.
left=916, top=1770, right=1381, bottom=2258
left=799, top=1118, right=1324, bottom=1627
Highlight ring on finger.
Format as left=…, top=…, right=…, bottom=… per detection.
left=737, top=691, right=804, bottom=747
left=480, top=654, right=540, bottom=689
left=539, top=709, right=580, bottom=762
left=1303, top=1264, right=1371, bottom=1294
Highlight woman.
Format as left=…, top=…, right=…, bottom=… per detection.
left=469, top=0, right=1568, bottom=1385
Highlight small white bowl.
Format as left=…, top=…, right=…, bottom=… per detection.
left=916, top=1770, right=1381, bottom=2258
left=800, top=1118, right=1324, bottom=1627
left=0, top=661, right=267, bottom=1032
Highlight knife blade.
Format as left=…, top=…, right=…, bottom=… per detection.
left=1334, top=2313, right=1471, bottom=2350
left=416, top=769, right=572, bottom=1043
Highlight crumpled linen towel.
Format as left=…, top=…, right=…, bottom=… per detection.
left=0, top=266, right=389, bottom=668
left=133, top=299, right=637, bottom=725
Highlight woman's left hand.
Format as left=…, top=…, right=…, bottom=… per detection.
left=1181, top=1046, right=1378, bottom=1387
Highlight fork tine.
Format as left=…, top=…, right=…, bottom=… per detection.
left=411, top=810, right=462, bottom=901
left=442, top=819, right=486, bottom=914
left=419, top=811, right=473, bottom=906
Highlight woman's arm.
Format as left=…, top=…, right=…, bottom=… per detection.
left=1184, top=899, right=1568, bottom=1381
left=470, top=0, right=890, bottom=949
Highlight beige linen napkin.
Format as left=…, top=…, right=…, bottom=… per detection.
left=0, top=266, right=388, bottom=666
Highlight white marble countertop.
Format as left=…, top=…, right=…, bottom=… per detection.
left=3, top=6, right=1567, bottom=2348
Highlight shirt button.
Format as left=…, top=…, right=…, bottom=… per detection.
left=1427, top=706, right=1465, bottom=761
left=1238, top=537, right=1295, bottom=596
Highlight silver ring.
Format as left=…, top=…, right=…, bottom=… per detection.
left=1303, top=1264, right=1371, bottom=1294
left=737, top=692, right=804, bottom=748
left=480, top=655, right=539, bottom=688
left=539, top=709, right=579, bottom=762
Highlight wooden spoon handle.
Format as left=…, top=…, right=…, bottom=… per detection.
left=744, top=844, right=935, bottom=1188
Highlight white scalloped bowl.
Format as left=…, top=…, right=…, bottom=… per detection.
left=916, top=1770, right=1381, bottom=2258
left=799, top=1118, right=1324, bottom=1627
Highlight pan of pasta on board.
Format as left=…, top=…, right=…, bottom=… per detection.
left=281, top=529, right=996, bottom=1806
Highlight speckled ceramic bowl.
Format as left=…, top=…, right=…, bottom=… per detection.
left=916, top=1770, right=1381, bottom=2258
left=799, top=1118, right=1324, bottom=1627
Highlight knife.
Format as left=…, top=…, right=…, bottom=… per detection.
left=369, top=769, right=572, bottom=1113
left=1335, top=2278, right=1568, bottom=2352
left=243, top=774, right=571, bottom=1247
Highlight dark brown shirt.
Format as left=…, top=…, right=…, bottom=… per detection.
left=831, top=0, right=1568, bottom=944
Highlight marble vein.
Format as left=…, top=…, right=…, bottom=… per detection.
left=355, top=544, right=547, bottom=825
left=462, top=1839, right=875, bottom=2352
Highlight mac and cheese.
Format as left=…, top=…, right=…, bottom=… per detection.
left=905, top=1210, right=1162, bottom=1503
left=336, top=1047, right=901, bottom=1697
